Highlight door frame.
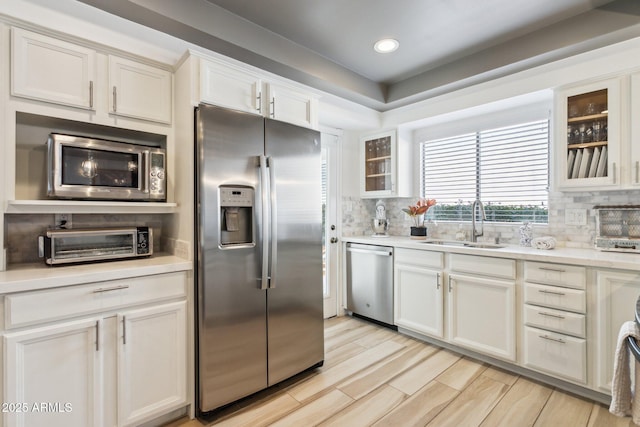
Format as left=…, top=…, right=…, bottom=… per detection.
left=321, top=127, right=342, bottom=318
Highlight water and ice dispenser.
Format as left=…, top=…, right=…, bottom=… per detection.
left=219, top=186, right=254, bottom=246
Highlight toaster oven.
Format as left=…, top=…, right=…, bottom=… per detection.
left=38, top=227, right=152, bottom=265
left=594, top=206, right=640, bottom=253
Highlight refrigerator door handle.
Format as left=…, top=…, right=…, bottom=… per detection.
left=259, top=155, right=270, bottom=290
left=268, top=156, right=278, bottom=288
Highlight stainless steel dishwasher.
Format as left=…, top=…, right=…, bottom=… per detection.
left=346, top=242, right=394, bottom=326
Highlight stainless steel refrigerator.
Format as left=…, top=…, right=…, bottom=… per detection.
left=195, top=103, right=324, bottom=414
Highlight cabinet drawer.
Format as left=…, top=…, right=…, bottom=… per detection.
left=524, top=282, right=586, bottom=313
left=395, top=248, right=443, bottom=269
left=524, top=304, right=586, bottom=338
left=450, top=254, right=515, bottom=280
left=523, top=326, right=586, bottom=384
left=524, top=262, right=586, bottom=290
left=5, top=272, right=186, bottom=329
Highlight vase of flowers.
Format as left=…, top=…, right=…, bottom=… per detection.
left=402, top=198, right=436, bottom=239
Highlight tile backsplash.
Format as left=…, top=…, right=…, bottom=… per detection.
left=342, top=189, right=640, bottom=248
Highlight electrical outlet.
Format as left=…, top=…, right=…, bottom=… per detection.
left=565, top=208, right=587, bottom=226
left=55, top=213, right=72, bottom=229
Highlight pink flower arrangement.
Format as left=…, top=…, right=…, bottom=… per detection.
left=402, top=198, right=436, bottom=227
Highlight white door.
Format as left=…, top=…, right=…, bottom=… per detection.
left=4, top=317, right=102, bottom=427
left=117, top=301, right=187, bottom=427
left=322, top=132, right=339, bottom=318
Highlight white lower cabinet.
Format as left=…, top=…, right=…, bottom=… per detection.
left=2, top=272, right=188, bottom=427
left=394, top=249, right=444, bottom=338
left=595, top=269, right=640, bottom=392
left=4, top=318, right=102, bottom=427
left=117, top=302, right=187, bottom=427
left=448, top=273, right=516, bottom=361
left=522, top=261, right=587, bottom=384
left=523, top=326, right=586, bottom=383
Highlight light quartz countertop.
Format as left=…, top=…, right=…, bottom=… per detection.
left=343, top=235, right=640, bottom=272
left=0, top=254, right=192, bottom=294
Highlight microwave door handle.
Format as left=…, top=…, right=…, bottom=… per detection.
left=142, top=151, right=150, bottom=194
left=259, top=155, right=270, bottom=290
left=268, top=156, right=277, bottom=289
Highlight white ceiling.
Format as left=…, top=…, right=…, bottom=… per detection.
left=78, top=0, right=640, bottom=110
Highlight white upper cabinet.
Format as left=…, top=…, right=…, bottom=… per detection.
left=11, top=27, right=96, bottom=110
left=554, top=77, right=622, bottom=190
left=109, top=55, right=172, bottom=124
left=200, top=59, right=262, bottom=114
left=265, top=82, right=318, bottom=129
left=199, top=57, right=319, bottom=129
left=11, top=27, right=173, bottom=125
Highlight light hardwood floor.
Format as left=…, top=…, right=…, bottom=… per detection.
left=167, top=316, right=637, bottom=427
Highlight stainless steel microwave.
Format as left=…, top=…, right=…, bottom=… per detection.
left=47, top=133, right=166, bottom=201
left=38, top=227, right=153, bottom=265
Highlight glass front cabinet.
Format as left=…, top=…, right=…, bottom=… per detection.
left=360, top=130, right=397, bottom=197
left=555, top=78, right=621, bottom=190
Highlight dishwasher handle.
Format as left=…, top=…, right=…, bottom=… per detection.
left=346, top=246, right=393, bottom=256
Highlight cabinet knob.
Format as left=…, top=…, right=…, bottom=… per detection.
left=330, top=237, right=338, bottom=244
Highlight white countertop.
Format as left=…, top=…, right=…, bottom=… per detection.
left=0, top=254, right=193, bottom=294
left=343, top=235, right=640, bottom=272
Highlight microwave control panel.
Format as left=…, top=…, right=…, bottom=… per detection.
left=149, top=152, right=166, bottom=199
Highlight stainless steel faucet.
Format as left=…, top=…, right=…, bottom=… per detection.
left=471, top=199, right=486, bottom=242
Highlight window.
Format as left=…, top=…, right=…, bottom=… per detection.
left=420, top=119, right=549, bottom=223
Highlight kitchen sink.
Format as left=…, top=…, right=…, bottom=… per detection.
left=420, top=239, right=506, bottom=249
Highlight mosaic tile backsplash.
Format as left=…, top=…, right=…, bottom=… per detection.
left=342, top=189, right=640, bottom=248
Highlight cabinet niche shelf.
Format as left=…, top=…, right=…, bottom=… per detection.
left=5, top=200, right=177, bottom=214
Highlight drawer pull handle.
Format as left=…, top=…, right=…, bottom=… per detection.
left=436, top=273, right=440, bottom=290
left=95, top=320, right=99, bottom=352
left=539, top=311, right=565, bottom=320
left=538, top=267, right=566, bottom=273
left=538, top=289, right=565, bottom=296
left=448, top=276, right=452, bottom=293
left=123, top=316, right=127, bottom=345
left=93, top=285, right=129, bottom=293
left=539, top=334, right=566, bottom=344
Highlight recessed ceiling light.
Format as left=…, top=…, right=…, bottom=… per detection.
left=374, top=38, right=399, bottom=53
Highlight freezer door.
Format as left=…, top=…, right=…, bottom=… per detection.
left=195, top=104, right=268, bottom=412
left=264, top=119, right=324, bottom=385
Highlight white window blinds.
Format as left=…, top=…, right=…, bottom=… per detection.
left=420, top=120, right=549, bottom=223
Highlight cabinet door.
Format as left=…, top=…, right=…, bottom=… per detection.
left=595, top=270, right=640, bottom=392
left=448, top=274, right=516, bottom=361
left=265, top=82, right=318, bottom=129
left=200, top=59, right=262, bottom=114
left=394, top=264, right=443, bottom=338
left=555, top=78, right=621, bottom=190
left=109, top=55, right=172, bottom=124
left=4, top=318, right=102, bottom=427
left=11, top=27, right=96, bottom=109
left=117, top=301, right=187, bottom=427
left=631, top=73, right=640, bottom=186
left=360, top=130, right=397, bottom=198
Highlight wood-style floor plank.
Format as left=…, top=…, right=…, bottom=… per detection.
left=426, top=375, right=510, bottom=427
left=169, top=316, right=638, bottom=427
left=479, top=377, right=553, bottom=427
left=372, top=380, right=459, bottom=427
left=317, top=385, right=405, bottom=427
left=388, top=348, right=461, bottom=395
left=288, top=339, right=405, bottom=402
left=534, top=390, right=594, bottom=427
